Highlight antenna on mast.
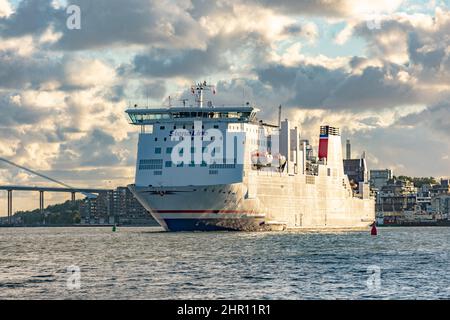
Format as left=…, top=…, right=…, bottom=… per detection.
left=191, top=81, right=216, bottom=108
left=180, top=99, right=189, bottom=107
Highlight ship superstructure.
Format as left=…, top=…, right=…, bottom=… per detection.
left=126, top=82, right=375, bottom=231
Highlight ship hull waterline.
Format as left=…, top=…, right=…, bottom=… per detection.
left=129, top=183, right=374, bottom=232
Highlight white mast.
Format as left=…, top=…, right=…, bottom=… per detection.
left=191, top=81, right=216, bottom=108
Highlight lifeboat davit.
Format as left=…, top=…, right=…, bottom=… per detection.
left=251, top=151, right=274, bottom=166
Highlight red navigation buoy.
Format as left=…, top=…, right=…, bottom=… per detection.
left=371, top=224, right=378, bottom=236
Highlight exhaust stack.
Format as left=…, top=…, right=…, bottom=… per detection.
left=318, top=126, right=344, bottom=176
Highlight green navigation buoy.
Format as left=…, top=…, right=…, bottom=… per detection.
left=112, top=224, right=117, bottom=232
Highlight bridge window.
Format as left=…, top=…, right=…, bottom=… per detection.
left=139, top=159, right=163, bottom=170
left=155, top=147, right=162, bottom=154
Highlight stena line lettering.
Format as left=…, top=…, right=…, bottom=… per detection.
left=170, top=130, right=207, bottom=137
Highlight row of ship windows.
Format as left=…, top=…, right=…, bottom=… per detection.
left=140, top=162, right=237, bottom=170
left=155, top=137, right=265, bottom=143
left=139, top=158, right=237, bottom=170
left=154, top=136, right=268, bottom=145
left=150, top=170, right=219, bottom=176
left=154, top=147, right=221, bottom=154
left=154, top=136, right=221, bottom=142
left=229, top=126, right=261, bottom=134
left=159, top=125, right=262, bottom=133
left=159, top=124, right=259, bottom=134
left=159, top=125, right=220, bottom=130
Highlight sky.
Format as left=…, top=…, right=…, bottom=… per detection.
left=0, top=0, right=449, bottom=214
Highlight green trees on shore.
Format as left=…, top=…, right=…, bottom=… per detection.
left=14, top=200, right=82, bottom=225
left=393, top=176, right=438, bottom=188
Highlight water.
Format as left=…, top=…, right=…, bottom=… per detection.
left=0, top=226, right=449, bottom=300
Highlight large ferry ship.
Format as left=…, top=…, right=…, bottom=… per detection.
left=126, top=82, right=375, bottom=231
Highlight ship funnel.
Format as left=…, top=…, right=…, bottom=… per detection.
left=319, top=126, right=340, bottom=160
left=318, top=126, right=344, bottom=176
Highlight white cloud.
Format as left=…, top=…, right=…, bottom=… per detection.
left=0, top=35, right=35, bottom=56
left=39, top=26, right=63, bottom=44
left=0, top=0, right=12, bottom=18
left=335, top=22, right=355, bottom=45
left=64, top=58, right=117, bottom=88
left=347, top=0, right=405, bottom=16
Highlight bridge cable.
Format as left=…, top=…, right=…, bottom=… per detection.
left=0, top=157, right=97, bottom=198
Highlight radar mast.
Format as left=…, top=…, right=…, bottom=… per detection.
left=191, top=81, right=216, bottom=108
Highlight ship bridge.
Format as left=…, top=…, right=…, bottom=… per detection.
left=126, top=106, right=259, bottom=125
left=126, top=81, right=260, bottom=125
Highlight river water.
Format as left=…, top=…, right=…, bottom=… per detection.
left=0, top=226, right=449, bottom=300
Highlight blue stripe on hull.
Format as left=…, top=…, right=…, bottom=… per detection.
left=163, top=218, right=263, bottom=232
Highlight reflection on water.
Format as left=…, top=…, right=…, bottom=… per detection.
left=0, top=226, right=449, bottom=299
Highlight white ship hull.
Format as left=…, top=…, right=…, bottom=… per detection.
left=129, top=171, right=374, bottom=232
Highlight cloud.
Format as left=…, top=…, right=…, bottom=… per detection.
left=0, top=50, right=63, bottom=89
left=61, top=0, right=208, bottom=50
left=134, top=80, right=167, bottom=100
left=397, top=101, right=450, bottom=136
left=0, top=0, right=63, bottom=38
left=255, top=61, right=421, bottom=110
left=282, top=22, right=319, bottom=44
left=352, top=8, right=450, bottom=84
left=0, top=0, right=209, bottom=51
left=63, top=57, right=117, bottom=89
left=0, top=0, right=12, bottom=18
left=249, top=0, right=405, bottom=17
left=132, top=40, right=229, bottom=78
left=354, top=119, right=450, bottom=177
left=57, top=128, right=123, bottom=167
left=0, top=93, right=54, bottom=126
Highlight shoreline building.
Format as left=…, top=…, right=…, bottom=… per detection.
left=343, top=140, right=369, bottom=192
left=370, top=169, right=393, bottom=191
left=372, top=175, right=450, bottom=225
left=80, top=187, right=156, bottom=225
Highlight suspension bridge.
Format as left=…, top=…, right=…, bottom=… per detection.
left=0, top=157, right=113, bottom=225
